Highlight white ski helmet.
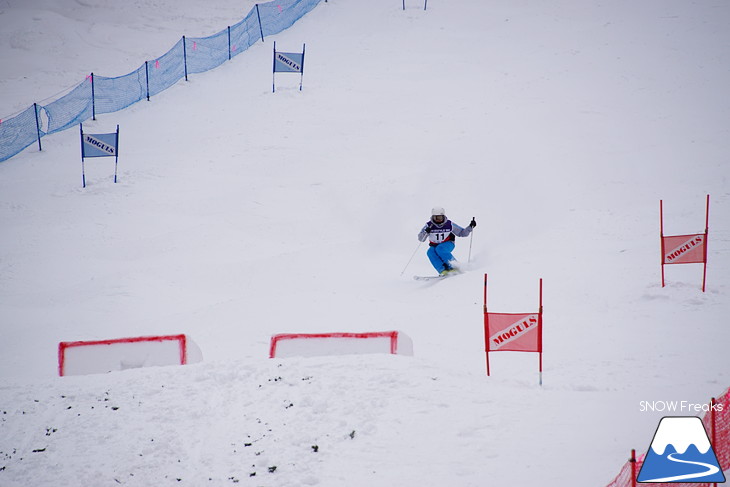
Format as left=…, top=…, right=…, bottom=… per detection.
left=431, top=207, right=446, bottom=224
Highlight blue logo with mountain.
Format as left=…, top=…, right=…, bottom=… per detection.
left=638, top=416, right=726, bottom=483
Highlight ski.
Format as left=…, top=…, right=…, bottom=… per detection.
left=413, top=275, right=446, bottom=281
left=413, top=271, right=462, bottom=281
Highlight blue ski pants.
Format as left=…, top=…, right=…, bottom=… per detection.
left=427, top=241, right=455, bottom=272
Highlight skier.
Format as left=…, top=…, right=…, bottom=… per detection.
left=418, top=207, right=476, bottom=275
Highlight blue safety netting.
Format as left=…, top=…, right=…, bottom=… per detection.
left=185, top=29, right=232, bottom=75
left=44, top=79, right=94, bottom=136
left=149, top=38, right=187, bottom=98
left=94, top=69, right=147, bottom=116
left=230, top=9, right=265, bottom=59
left=258, top=0, right=321, bottom=38
left=0, top=105, right=40, bottom=160
left=0, top=0, right=323, bottom=163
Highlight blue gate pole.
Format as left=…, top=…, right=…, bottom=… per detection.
left=114, top=125, right=120, bottom=183
left=33, top=103, right=42, bottom=151
left=228, top=26, right=232, bottom=60
left=272, top=41, right=276, bottom=93
left=256, top=4, right=265, bottom=42
left=80, top=123, right=86, bottom=188
left=300, top=44, right=306, bottom=91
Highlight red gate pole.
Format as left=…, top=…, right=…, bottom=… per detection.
left=538, top=278, right=543, bottom=386
left=660, top=200, right=665, bottom=287
left=702, top=194, right=710, bottom=292
left=484, top=273, right=490, bottom=376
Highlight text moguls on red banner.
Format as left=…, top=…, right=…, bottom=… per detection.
left=662, top=233, right=706, bottom=265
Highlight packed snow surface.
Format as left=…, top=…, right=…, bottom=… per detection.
left=1, top=0, right=729, bottom=485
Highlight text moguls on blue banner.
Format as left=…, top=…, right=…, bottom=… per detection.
left=274, top=51, right=304, bottom=73
left=82, top=132, right=118, bottom=158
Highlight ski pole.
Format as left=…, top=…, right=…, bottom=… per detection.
left=468, top=217, right=475, bottom=263
left=400, top=241, right=423, bottom=276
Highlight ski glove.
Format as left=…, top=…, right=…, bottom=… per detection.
left=469, top=218, right=477, bottom=228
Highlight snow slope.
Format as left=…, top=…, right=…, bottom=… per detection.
left=1, top=0, right=729, bottom=485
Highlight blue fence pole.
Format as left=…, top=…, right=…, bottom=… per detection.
left=228, top=26, right=232, bottom=60
left=256, top=4, right=265, bottom=42
left=33, top=103, right=42, bottom=151
left=183, top=36, right=189, bottom=81
left=91, top=73, right=96, bottom=120
left=145, top=61, right=150, bottom=101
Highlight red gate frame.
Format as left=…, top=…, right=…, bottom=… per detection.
left=269, top=331, right=402, bottom=358
left=483, top=274, right=543, bottom=385
left=660, top=194, right=710, bottom=292
left=58, top=334, right=188, bottom=376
